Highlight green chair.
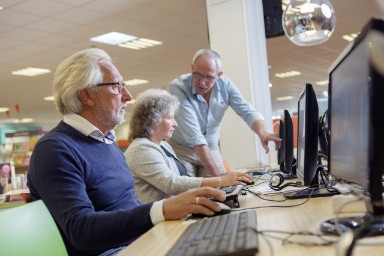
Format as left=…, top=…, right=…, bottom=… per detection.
left=0, top=200, right=68, bottom=256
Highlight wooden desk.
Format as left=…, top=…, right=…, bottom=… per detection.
left=119, top=191, right=384, bottom=256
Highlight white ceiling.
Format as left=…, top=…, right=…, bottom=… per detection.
left=0, top=0, right=382, bottom=130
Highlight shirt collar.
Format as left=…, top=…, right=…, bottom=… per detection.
left=63, top=113, right=116, bottom=144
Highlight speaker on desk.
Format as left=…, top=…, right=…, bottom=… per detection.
left=269, top=173, right=303, bottom=191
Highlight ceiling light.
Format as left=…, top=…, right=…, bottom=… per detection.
left=316, top=80, right=328, bottom=86
left=125, top=79, right=148, bottom=86
left=20, top=118, right=34, bottom=123
left=268, top=83, right=272, bottom=87
left=282, top=0, right=336, bottom=46
left=0, top=107, right=9, bottom=113
left=322, top=91, right=328, bottom=97
left=0, top=118, right=34, bottom=124
left=44, top=96, right=55, bottom=101
left=12, top=67, right=51, bottom=76
left=276, top=96, right=294, bottom=101
left=342, top=33, right=359, bottom=42
left=118, top=42, right=143, bottom=50
left=275, top=71, right=301, bottom=78
left=0, top=6, right=3, bottom=10
left=0, top=119, right=19, bottom=124
left=118, top=38, right=162, bottom=50
left=90, top=32, right=137, bottom=45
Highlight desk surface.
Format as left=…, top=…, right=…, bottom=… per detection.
left=119, top=186, right=384, bottom=256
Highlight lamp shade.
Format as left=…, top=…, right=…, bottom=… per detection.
left=282, top=0, right=336, bottom=46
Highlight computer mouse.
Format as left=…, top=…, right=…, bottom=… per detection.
left=246, top=169, right=264, bottom=176
left=191, top=201, right=232, bottom=218
left=243, top=179, right=255, bottom=186
left=215, top=201, right=232, bottom=214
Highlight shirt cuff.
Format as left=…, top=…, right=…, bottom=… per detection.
left=150, top=199, right=165, bottom=225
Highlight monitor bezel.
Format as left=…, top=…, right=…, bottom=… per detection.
left=328, top=18, right=384, bottom=216
left=296, top=83, right=319, bottom=187
left=277, top=120, right=285, bottom=167
left=282, top=109, right=295, bottom=175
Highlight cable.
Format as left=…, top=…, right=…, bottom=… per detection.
left=242, top=186, right=287, bottom=202
left=257, top=229, right=338, bottom=247
left=319, top=109, right=328, bottom=124
left=232, top=188, right=315, bottom=212
left=253, top=228, right=275, bottom=256
left=337, top=214, right=384, bottom=256
left=333, top=193, right=367, bottom=236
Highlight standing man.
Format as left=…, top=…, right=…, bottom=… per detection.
left=27, top=48, right=226, bottom=256
left=168, top=49, right=281, bottom=177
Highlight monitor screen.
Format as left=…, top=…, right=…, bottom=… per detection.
left=329, top=18, right=384, bottom=216
left=329, top=36, right=369, bottom=188
left=296, top=83, right=319, bottom=186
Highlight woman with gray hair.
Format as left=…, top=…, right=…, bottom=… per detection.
left=125, top=89, right=253, bottom=203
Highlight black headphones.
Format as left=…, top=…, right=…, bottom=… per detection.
left=318, top=109, right=329, bottom=156
left=269, top=174, right=303, bottom=191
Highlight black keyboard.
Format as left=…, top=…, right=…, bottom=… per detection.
left=220, top=184, right=243, bottom=201
left=166, top=211, right=258, bottom=256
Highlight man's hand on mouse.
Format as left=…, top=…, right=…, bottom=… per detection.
left=163, top=187, right=226, bottom=220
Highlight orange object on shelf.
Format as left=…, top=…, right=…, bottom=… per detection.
left=116, top=139, right=130, bottom=149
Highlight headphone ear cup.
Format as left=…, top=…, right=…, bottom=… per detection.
left=269, top=174, right=303, bottom=191
left=270, top=174, right=284, bottom=188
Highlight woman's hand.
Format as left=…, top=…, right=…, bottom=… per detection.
left=220, top=171, right=254, bottom=186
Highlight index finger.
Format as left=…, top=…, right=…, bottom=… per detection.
left=193, top=187, right=226, bottom=202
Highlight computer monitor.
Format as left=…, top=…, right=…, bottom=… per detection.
left=296, top=83, right=319, bottom=187
left=277, top=120, right=285, bottom=168
left=284, top=84, right=338, bottom=200
left=322, top=18, right=384, bottom=236
left=280, top=110, right=296, bottom=176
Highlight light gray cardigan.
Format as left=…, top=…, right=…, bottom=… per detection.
left=125, top=138, right=202, bottom=203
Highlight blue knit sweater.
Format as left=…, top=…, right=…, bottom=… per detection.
left=27, top=121, right=154, bottom=255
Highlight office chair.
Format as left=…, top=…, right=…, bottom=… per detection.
left=0, top=200, right=68, bottom=256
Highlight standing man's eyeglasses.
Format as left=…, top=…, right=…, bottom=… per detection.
left=192, top=72, right=217, bottom=83
left=96, top=81, right=127, bottom=94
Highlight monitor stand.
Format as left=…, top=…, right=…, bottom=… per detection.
left=284, top=187, right=339, bottom=199
left=280, top=158, right=297, bottom=180
left=320, top=214, right=384, bottom=237
left=282, top=172, right=296, bottom=180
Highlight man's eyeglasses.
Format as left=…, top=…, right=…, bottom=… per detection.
left=192, top=72, right=217, bottom=83
left=96, top=81, right=127, bottom=94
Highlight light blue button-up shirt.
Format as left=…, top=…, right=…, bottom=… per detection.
left=169, top=74, right=264, bottom=149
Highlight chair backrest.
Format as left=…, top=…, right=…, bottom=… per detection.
left=0, top=200, right=68, bottom=256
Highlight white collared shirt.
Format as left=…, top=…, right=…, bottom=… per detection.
left=63, top=113, right=116, bottom=144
